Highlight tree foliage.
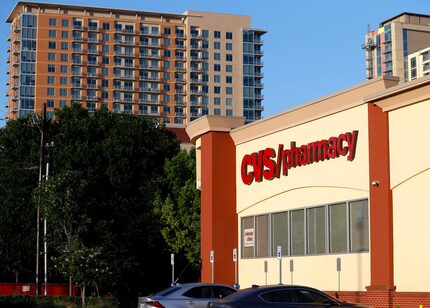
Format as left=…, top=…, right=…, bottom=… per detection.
left=154, top=148, right=201, bottom=269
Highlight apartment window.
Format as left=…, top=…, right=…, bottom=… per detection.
left=102, top=57, right=109, bottom=64
left=60, top=100, right=67, bottom=108
left=60, top=65, right=68, bottom=73
left=214, top=42, right=221, bottom=49
left=214, top=108, right=221, bottom=116
left=329, top=203, right=348, bottom=253
left=47, top=76, right=55, bottom=84
left=214, top=75, right=221, bottom=83
left=164, top=50, right=171, bottom=57
left=214, top=31, right=221, bottom=38
left=226, top=87, right=233, bottom=95
left=102, top=33, right=110, bottom=42
left=226, top=54, right=233, bottom=61
left=214, top=86, right=221, bottom=94
left=226, top=32, right=233, bottom=39
left=102, top=91, right=109, bottom=99
left=226, top=65, right=233, bottom=72
left=47, top=88, right=55, bottom=96
left=102, top=68, right=109, bottom=76
left=272, top=211, right=289, bottom=256
left=226, top=76, right=233, bottom=84
left=164, top=27, right=171, bottom=35
left=47, top=100, right=55, bottom=108
left=102, top=80, right=109, bottom=87
left=226, top=109, right=233, bottom=117
left=226, top=98, right=233, bottom=106
left=49, top=18, right=56, bottom=26
left=48, top=53, right=56, bottom=61
left=48, top=41, right=56, bottom=49
left=62, top=19, right=69, bottom=27
left=214, top=64, right=221, bottom=72
left=60, top=89, right=68, bottom=96
left=202, top=30, right=209, bottom=37
left=226, top=42, right=233, bottom=50
left=61, top=30, right=69, bottom=38
left=49, top=30, right=56, bottom=38
left=61, top=42, right=69, bottom=50
left=48, top=64, right=56, bottom=72
left=165, top=38, right=171, bottom=46
left=103, top=22, right=110, bottom=30
left=214, top=53, right=221, bottom=61
left=60, top=77, right=67, bottom=85
left=61, top=54, right=68, bottom=62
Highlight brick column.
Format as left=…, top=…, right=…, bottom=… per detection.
left=186, top=116, right=244, bottom=285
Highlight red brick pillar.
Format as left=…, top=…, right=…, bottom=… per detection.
left=367, top=104, right=395, bottom=307
left=186, top=116, right=244, bottom=285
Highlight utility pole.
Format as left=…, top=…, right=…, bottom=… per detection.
left=29, top=103, right=47, bottom=296
left=44, top=141, right=53, bottom=296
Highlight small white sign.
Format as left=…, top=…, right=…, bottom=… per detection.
left=22, top=285, right=30, bottom=292
left=210, top=250, right=214, bottom=263
left=233, top=248, right=237, bottom=262
left=277, top=246, right=282, bottom=260
left=171, top=253, right=174, bottom=265
left=244, top=228, right=254, bottom=247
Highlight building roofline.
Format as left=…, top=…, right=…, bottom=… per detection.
left=380, top=12, right=430, bottom=26
left=7, top=1, right=185, bottom=22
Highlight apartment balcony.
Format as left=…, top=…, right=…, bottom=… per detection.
left=190, top=112, right=202, bottom=117
left=254, top=50, right=264, bottom=55
left=174, top=89, right=186, bottom=95
left=190, top=78, right=204, bottom=84
left=12, top=59, right=20, bottom=67
left=71, top=82, right=82, bottom=88
left=175, top=67, right=186, bottom=72
left=175, top=78, right=186, bottom=83
left=255, top=82, right=264, bottom=88
left=88, top=38, right=99, bottom=43
left=190, top=44, right=201, bottom=50
left=72, top=36, right=84, bottom=42
left=254, top=94, right=264, bottom=99
left=114, top=85, right=134, bottom=91
left=175, top=55, right=186, bottom=61
left=190, top=67, right=205, bottom=73
left=71, top=95, right=83, bottom=100
left=72, top=48, right=83, bottom=54
left=254, top=38, right=263, bottom=45
left=190, top=101, right=201, bottom=106
left=11, top=82, right=18, bottom=90
left=87, top=60, right=99, bottom=66
left=190, top=56, right=203, bottom=62
left=72, top=60, right=83, bottom=65
left=124, top=63, right=135, bottom=68
left=190, top=90, right=203, bottom=96
left=11, top=71, right=19, bottom=78
left=254, top=72, right=264, bottom=78
left=115, top=28, right=136, bottom=34
left=139, top=76, right=161, bottom=82
left=139, top=31, right=161, bottom=37
left=86, top=72, right=99, bottom=78
left=11, top=94, right=19, bottom=101
left=139, top=42, right=161, bottom=48
left=73, top=24, right=83, bottom=30
left=175, top=33, right=186, bottom=39
left=114, top=74, right=135, bottom=80
left=254, top=61, right=264, bottom=66
left=190, top=33, right=204, bottom=40
left=175, top=112, right=185, bottom=117
left=114, top=39, right=135, bottom=46
left=12, top=49, right=19, bottom=56
left=86, top=96, right=99, bottom=101
left=138, top=87, right=161, bottom=93
left=138, top=99, right=160, bottom=105
left=140, top=64, right=161, bottom=71
left=12, top=36, right=21, bottom=44
left=114, top=51, right=135, bottom=57
left=255, top=105, right=264, bottom=111
left=13, top=25, right=20, bottom=33
left=88, top=26, right=99, bottom=32
left=87, top=49, right=99, bottom=54
left=87, top=84, right=98, bottom=89
left=174, top=101, right=186, bottom=106
left=139, top=53, right=161, bottom=59
left=175, top=44, right=186, bottom=50
left=72, top=71, right=83, bottom=77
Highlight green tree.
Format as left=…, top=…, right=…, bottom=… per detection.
left=154, top=148, right=201, bottom=269
left=0, top=118, right=40, bottom=282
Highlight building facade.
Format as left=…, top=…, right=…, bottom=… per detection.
left=5, top=2, right=265, bottom=124
left=186, top=75, right=430, bottom=307
left=363, top=12, right=430, bottom=82
left=407, top=46, right=430, bottom=81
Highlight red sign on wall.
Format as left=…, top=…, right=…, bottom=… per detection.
left=241, top=130, right=359, bottom=185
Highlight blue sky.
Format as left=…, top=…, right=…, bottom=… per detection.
left=1, top=0, right=429, bottom=124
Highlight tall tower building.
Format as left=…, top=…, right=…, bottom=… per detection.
left=5, top=2, right=265, bottom=124
left=363, top=12, right=430, bottom=82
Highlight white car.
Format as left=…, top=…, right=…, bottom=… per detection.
left=138, top=283, right=237, bottom=308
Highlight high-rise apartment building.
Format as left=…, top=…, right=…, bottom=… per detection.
left=5, top=2, right=265, bottom=124
left=363, top=12, right=430, bottom=82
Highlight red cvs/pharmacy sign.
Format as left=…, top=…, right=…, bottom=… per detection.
left=241, top=130, right=359, bottom=185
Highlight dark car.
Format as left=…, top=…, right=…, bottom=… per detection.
left=138, top=283, right=237, bottom=308
left=208, top=285, right=372, bottom=307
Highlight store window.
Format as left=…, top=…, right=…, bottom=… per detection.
left=307, top=206, right=326, bottom=254
left=241, top=216, right=254, bottom=258
left=291, top=209, right=305, bottom=255
left=271, top=211, right=288, bottom=256
left=350, top=199, right=369, bottom=252
left=256, top=214, right=269, bottom=257
left=329, top=203, right=348, bottom=253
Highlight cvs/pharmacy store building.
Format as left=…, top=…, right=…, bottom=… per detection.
left=186, top=76, right=430, bottom=308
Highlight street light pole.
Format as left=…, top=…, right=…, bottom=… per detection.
left=44, top=141, right=53, bottom=296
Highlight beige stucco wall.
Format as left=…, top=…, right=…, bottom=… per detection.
left=235, top=104, right=371, bottom=290
left=389, top=99, right=430, bottom=292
